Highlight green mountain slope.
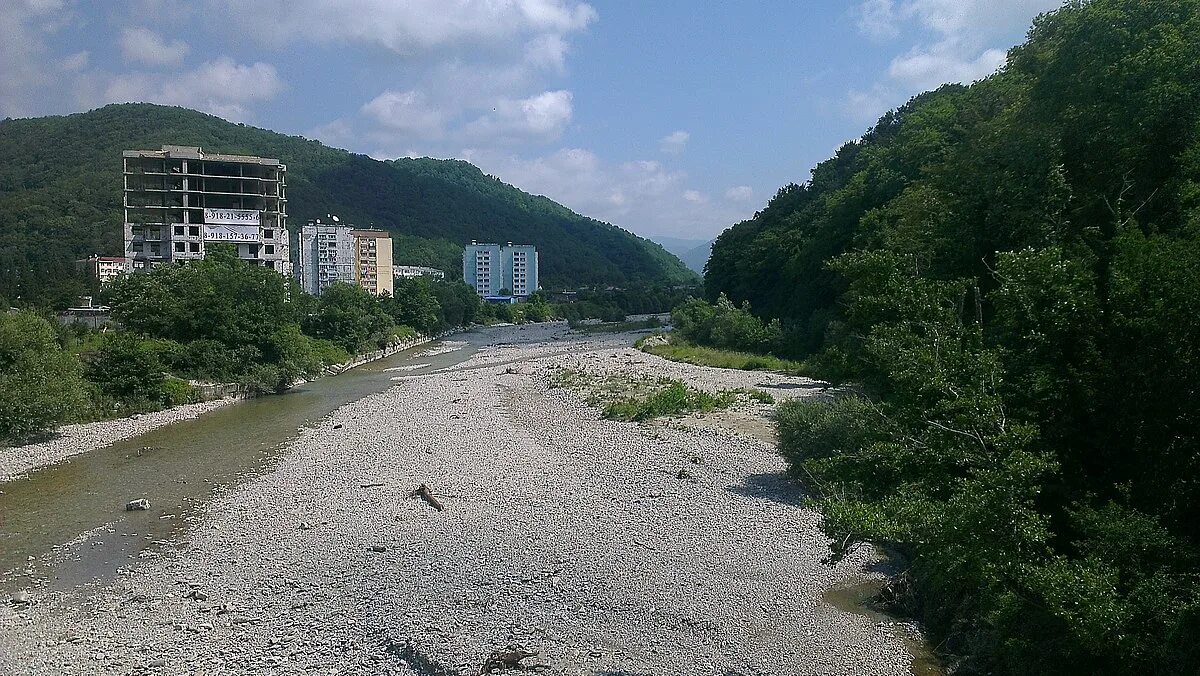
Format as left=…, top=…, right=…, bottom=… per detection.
left=0, top=103, right=695, bottom=304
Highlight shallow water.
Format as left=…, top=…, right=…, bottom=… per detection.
left=0, top=339, right=476, bottom=594
left=823, top=578, right=946, bottom=676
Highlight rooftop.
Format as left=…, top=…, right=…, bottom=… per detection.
left=122, top=145, right=282, bottom=166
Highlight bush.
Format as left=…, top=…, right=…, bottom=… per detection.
left=603, top=381, right=736, bottom=421
left=0, top=311, right=88, bottom=443
left=159, top=377, right=200, bottom=406
left=776, top=396, right=883, bottom=468
left=673, top=293, right=782, bottom=353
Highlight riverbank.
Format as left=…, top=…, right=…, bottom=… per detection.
left=0, top=322, right=923, bottom=675
left=0, top=398, right=236, bottom=484
left=0, top=333, right=447, bottom=485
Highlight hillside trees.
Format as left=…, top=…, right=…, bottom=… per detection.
left=702, top=0, right=1200, bottom=671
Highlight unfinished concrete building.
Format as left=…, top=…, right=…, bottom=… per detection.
left=122, top=145, right=290, bottom=275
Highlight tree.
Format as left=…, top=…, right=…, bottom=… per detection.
left=0, top=311, right=87, bottom=442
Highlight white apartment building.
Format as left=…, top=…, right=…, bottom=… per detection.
left=297, top=219, right=394, bottom=296
left=297, top=219, right=355, bottom=296
left=462, top=241, right=538, bottom=298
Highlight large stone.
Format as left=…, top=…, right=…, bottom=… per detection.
left=125, top=498, right=151, bottom=511
left=10, top=591, right=30, bottom=605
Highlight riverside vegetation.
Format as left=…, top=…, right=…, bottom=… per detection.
left=0, top=246, right=483, bottom=445
left=678, top=1, right=1200, bottom=673
left=0, top=243, right=689, bottom=446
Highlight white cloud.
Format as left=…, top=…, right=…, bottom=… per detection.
left=847, top=0, right=1060, bottom=123
left=0, top=0, right=69, bottom=117
left=464, top=89, right=573, bottom=142
left=103, top=57, right=284, bottom=122
left=725, top=185, right=754, bottom=202
left=361, top=89, right=446, bottom=137
left=306, top=118, right=355, bottom=147
left=119, top=26, right=188, bottom=67
left=889, top=43, right=1007, bottom=91
left=857, top=0, right=900, bottom=41
left=59, top=50, right=89, bottom=71
left=203, top=0, right=597, bottom=54
left=462, top=148, right=754, bottom=239
left=658, top=130, right=689, bottom=155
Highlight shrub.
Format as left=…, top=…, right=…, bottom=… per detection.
left=0, top=311, right=88, bottom=443
left=159, top=377, right=200, bottom=406
left=776, top=395, right=882, bottom=468
left=603, top=381, right=735, bottom=421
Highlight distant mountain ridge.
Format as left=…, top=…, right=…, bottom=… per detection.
left=649, top=236, right=715, bottom=275
left=0, top=103, right=695, bottom=304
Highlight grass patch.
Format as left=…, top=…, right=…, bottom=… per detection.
left=603, top=380, right=736, bottom=421
left=637, top=334, right=808, bottom=375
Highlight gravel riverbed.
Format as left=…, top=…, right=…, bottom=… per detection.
left=0, top=398, right=237, bottom=484
left=0, top=322, right=922, bottom=675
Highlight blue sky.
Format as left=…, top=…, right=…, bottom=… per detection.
left=2, top=0, right=1061, bottom=239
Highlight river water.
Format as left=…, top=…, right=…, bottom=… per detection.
left=0, top=338, right=476, bottom=595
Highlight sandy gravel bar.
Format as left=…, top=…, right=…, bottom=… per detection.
left=0, top=398, right=237, bottom=484
left=0, top=323, right=920, bottom=675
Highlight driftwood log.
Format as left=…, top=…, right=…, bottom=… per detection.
left=480, top=646, right=537, bottom=673
left=412, top=483, right=445, bottom=511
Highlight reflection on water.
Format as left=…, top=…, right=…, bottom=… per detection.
left=0, top=340, right=475, bottom=593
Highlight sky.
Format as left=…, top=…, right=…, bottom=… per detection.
left=1, top=0, right=1063, bottom=241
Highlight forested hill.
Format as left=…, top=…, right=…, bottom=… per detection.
left=704, top=0, right=1200, bottom=671
left=0, top=103, right=695, bottom=305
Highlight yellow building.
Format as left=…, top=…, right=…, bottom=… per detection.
left=350, top=229, right=393, bottom=297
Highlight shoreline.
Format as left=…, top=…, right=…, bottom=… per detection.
left=0, top=397, right=238, bottom=484
left=0, top=331, right=450, bottom=485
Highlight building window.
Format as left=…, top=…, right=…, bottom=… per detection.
left=264, top=229, right=274, bottom=239
left=189, top=242, right=200, bottom=253
left=132, top=242, right=144, bottom=252
left=174, top=225, right=185, bottom=236
left=174, top=242, right=185, bottom=252
left=265, top=245, right=275, bottom=255
left=189, top=226, right=200, bottom=237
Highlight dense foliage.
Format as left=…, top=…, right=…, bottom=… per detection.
left=0, top=249, right=487, bottom=443
left=0, top=102, right=695, bottom=306
left=0, top=311, right=87, bottom=442
left=702, top=1, right=1200, bottom=672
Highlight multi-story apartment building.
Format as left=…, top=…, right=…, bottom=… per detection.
left=502, top=243, right=539, bottom=298
left=462, top=241, right=538, bottom=298
left=463, top=241, right=502, bottom=297
left=297, top=219, right=355, bottom=296
left=122, top=145, right=290, bottom=274
left=78, top=256, right=129, bottom=286
left=297, top=220, right=394, bottom=296
left=351, top=229, right=393, bottom=297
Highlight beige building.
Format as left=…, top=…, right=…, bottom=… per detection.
left=78, top=256, right=129, bottom=286
left=351, top=229, right=393, bottom=296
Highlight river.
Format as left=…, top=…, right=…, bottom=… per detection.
left=0, top=337, right=476, bottom=595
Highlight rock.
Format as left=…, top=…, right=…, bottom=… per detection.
left=369, top=545, right=387, bottom=553
left=11, top=591, right=30, bottom=605
left=147, top=659, right=167, bottom=668
left=125, top=498, right=151, bottom=511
